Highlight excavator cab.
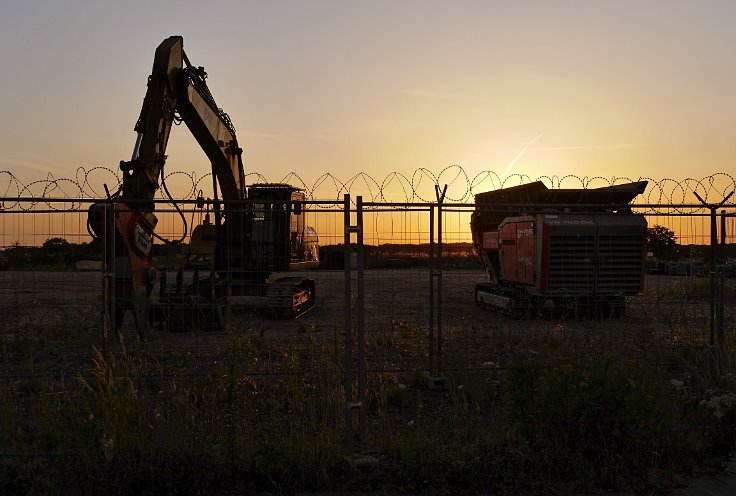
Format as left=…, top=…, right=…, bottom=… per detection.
left=246, top=184, right=319, bottom=273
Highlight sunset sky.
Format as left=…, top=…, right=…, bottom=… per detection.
left=1, top=0, right=734, bottom=192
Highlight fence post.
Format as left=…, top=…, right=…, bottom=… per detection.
left=343, top=193, right=366, bottom=454
left=711, top=207, right=718, bottom=346
left=694, top=190, right=733, bottom=348
left=428, top=204, right=434, bottom=373
left=343, top=194, right=353, bottom=454
left=102, top=200, right=116, bottom=352
left=100, top=201, right=108, bottom=350
left=435, top=185, right=447, bottom=376
left=717, top=209, right=727, bottom=347
left=423, top=186, right=448, bottom=390
left=356, top=196, right=366, bottom=453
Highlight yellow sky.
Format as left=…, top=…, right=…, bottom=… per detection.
left=0, top=1, right=734, bottom=194
left=1, top=1, right=735, bottom=248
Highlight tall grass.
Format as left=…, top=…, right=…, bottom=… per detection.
left=2, top=317, right=736, bottom=494
left=0, top=331, right=346, bottom=495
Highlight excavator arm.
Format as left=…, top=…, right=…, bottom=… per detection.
left=120, top=35, right=245, bottom=206
left=89, top=35, right=246, bottom=337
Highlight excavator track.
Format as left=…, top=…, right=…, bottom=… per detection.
left=265, top=277, right=315, bottom=319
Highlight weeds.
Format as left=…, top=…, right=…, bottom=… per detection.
left=2, top=316, right=736, bottom=495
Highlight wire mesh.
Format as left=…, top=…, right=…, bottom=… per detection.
left=1, top=176, right=735, bottom=464
left=1, top=193, right=734, bottom=372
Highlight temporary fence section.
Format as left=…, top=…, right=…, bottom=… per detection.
left=0, top=197, right=346, bottom=367
left=1, top=191, right=735, bottom=458
left=342, top=195, right=735, bottom=454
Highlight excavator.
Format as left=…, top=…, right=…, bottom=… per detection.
left=88, top=36, right=317, bottom=337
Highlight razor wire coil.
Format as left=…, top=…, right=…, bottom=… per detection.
left=1, top=166, right=734, bottom=213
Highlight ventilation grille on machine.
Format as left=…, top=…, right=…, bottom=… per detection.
left=547, top=235, right=595, bottom=291
left=596, top=236, right=644, bottom=294
left=547, top=234, right=643, bottom=294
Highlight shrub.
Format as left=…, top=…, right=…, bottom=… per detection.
left=505, top=352, right=691, bottom=491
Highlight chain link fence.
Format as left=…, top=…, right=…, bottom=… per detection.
left=1, top=173, right=734, bottom=461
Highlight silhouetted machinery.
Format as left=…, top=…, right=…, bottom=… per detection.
left=88, top=36, right=317, bottom=336
left=470, top=181, right=648, bottom=318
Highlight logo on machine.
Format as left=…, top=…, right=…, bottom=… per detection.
left=133, top=224, right=153, bottom=258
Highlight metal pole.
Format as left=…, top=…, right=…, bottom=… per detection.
left=718, top=210, right=726, bottom=348
left=710, top=207, right=717, bottom=346
left=107, top=200, right=117, bottom=351
left=343, top=194, right=353, bottom=453
left=356, top=196, right=365, bottom=452
left=721, top=209, right=728, bottom=243
left=693, top=190, right=733, bottom=348
left=428, top=205, right=435, bottom=373
left=101, top=201, right=111, bottom=351
left=435, top=185, right=447, bottom=375
left=437, top=199, right=443, bottom=375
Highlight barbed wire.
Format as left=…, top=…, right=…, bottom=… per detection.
left=1, top=166, right=734, bottom=212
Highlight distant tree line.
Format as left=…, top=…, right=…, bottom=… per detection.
left=318, top=242, right=479, bottom=269
left=1, top=238, right=98, bottom=270
left=0, top=237, right=184, bottom=270
left=2, top=232, right=731, bottom=271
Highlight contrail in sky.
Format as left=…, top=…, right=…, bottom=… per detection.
left=498, top=139, right=677, bottom=180
left=500, top=134, right=543, bottom=181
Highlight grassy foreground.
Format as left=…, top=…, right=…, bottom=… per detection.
left=2, top=327, right=736, bottom=495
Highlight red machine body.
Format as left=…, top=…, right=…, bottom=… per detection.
left=499, top=219, right=536, bottom=286
left=471, top=181, right=648, bottom=318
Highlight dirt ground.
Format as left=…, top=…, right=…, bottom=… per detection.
left=0, top=267, right=728, bottom=379
left=1, top=267, right=735, bottom=496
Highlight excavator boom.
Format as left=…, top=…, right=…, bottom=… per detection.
left=120, top=36, right=245, bottom=206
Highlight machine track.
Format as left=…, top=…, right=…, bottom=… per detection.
left=475, top=283, right=626, bottom=320
left=152, top=273, right=316, bottom=331
left=475, top=283, right=538, bottom=319
left=265, top=277, right=316, bottom=319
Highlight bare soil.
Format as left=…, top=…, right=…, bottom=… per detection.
left=0, top=268, right=725, bottom=379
